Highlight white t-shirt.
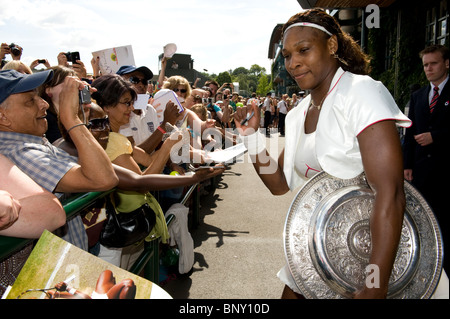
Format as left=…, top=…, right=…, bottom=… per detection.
left=119, top=104, right=159, bottom=146
left=263, top=97, right=272, bottom=112
left=294, top=131, right=321, bottom=179
left=247, top=98, right=258, bottom=105
left=277, top=100, right=288, bottom=114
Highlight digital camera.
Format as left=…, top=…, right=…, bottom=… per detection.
left=202, top=97, right=214, bottom=105
left=65, top=51, right=80, bottom=63
left=9, top=43, right=21, bottom=56
left=79, top=86, right=91, bottom=105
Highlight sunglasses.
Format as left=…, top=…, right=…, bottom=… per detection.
left=128, top=77, right=148, bottom=85
left=88, top=117, right=110, bottom=132
left=173, top=88, right=187, bottom=93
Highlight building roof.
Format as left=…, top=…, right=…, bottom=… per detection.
left=297, top=0, right=396, bottom=9
left=268, top=24, right=284, bottom=59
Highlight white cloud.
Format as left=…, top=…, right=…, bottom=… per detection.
left=1, top=0, right=302, bottom=74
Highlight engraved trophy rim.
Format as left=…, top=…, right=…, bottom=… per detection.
left=283, top=172, right=443, bottom=299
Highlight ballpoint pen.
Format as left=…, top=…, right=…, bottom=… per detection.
left=240, top=111, right=255, bottom=125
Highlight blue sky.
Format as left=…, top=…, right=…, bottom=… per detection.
left=0, top=0, right=303, bottom=75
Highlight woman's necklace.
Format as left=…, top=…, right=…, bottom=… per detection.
left=310, top=96, right=326, bottom=111
left=309, top=70, right=346, bottom=111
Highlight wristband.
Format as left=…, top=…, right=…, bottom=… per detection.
left=67, top=123, right=87, bottom=134
left=67, top=288, right=77, bottom=295
left=157, top=125, right=166, bottom=134
left=240, top=130, right=266, bottom=156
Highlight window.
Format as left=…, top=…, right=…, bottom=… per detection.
left=426, top=0, right=449, bottom=45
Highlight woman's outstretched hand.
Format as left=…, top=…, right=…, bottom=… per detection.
left=233, top=100, right=261, bottom=136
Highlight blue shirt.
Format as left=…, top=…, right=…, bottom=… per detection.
left=0, top=131, right=88, bottom=250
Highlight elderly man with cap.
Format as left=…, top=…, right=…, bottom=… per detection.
left=116, top=65, right=180, bottom=156
left=0, top=69, right=119, bottom=251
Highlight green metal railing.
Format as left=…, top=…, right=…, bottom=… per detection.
left=0, top=183, right=200, bottom=284
left=0, top=190, right=113, bottom=263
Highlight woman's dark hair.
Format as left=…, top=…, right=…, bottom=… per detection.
left=282, top=9, right=371, bottom=75
left=91, top=74, right=137, bottom=108
left=38, top=65, right=76, bottom=116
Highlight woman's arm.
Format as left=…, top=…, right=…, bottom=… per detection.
left=234, top=103, right=290, bottom=196
left=112, top=163, right=224, bottom=193
left=55, top=77, right=119, bottom=192
left=355, top=120, right=406, bottom=299
left=129, top=131, right=183, bottom=175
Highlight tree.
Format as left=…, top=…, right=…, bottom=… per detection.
left=249, top=64, right=266, bottom=77
left=216, top=71, right=232, bottom=86
left=256, top=74, right=272, bottom=97
left=232, top=67, right=249, bottom=76
left=201, top=64, right=268, bottom=97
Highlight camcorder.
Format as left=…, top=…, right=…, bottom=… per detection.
left=9, top=43, right=21, bottom=56
left=65, top=51, right=80, bottom=64
left=79, top=86, right=91, bottom=105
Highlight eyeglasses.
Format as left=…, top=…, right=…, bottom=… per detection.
left=119, top=100, right=133, bottom=107
left=88, top=117, right=110, bottom=132
left=173, top=88, right=187, bottom=93
left=128, top=77, right=148, bottom=85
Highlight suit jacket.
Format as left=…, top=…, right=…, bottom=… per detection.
left=403, top=79, right=450, bottom=191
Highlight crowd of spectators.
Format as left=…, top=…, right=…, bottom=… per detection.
left=0, top=41, right=310, bottom=296
left=0, top=42, right=231, bottom=295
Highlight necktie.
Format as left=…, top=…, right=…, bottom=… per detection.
left=430, top=86, right=439, bottom=113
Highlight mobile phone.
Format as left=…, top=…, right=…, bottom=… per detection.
left=38, top=59, right=46, bottom=64
left=71, top=51, right=80, bottom=64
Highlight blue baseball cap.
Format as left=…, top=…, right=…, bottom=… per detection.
left=0, top=69, right=54, bottom=105
left=116, top=65, right=153, bottom=81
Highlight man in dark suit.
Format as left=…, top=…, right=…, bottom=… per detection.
left=403, top=44, right=449, bottom=272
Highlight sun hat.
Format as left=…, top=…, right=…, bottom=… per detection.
left=163, top=43, right=177, bottom=58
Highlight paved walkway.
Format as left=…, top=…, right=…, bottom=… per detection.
left=163, top=133, right=298, bottom=299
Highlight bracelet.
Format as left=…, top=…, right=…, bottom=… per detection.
left=240, top=130, right=266, bottom=156
left=67, top=123, right=87, bottom=134
left=157, top=125, right=166, bottom=134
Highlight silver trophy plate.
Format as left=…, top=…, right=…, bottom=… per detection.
left=284, top=172, right=443, bottom=299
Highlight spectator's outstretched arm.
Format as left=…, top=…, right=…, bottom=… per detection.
left=112, top=163, right=224, bottom=193
left=0, top=155, right=65, bottom=238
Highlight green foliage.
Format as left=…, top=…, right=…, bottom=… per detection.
left=367, top=3, right=429, bottom=110
left=216, top=71, right=232, bottom=86
left=256, top=74, right=272, bottom=97
left=203, top=64, right=269, bottom=97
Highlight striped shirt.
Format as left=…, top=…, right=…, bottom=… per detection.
left=0, top=131, right=88, bottom=250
